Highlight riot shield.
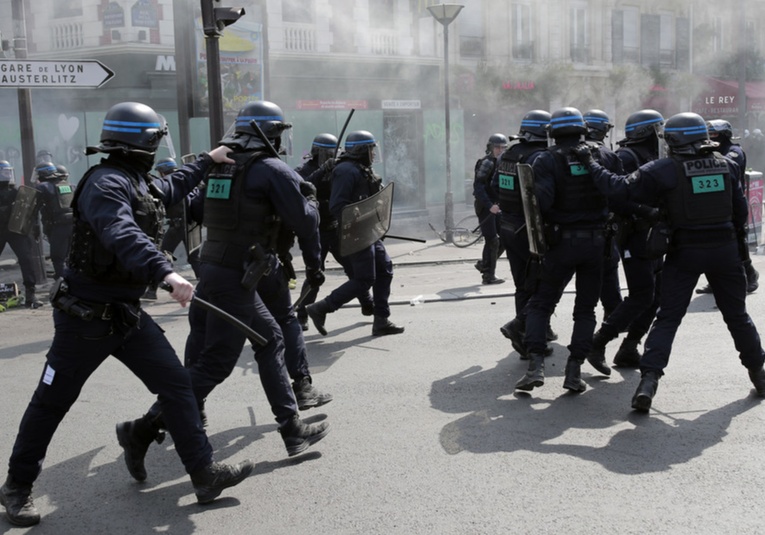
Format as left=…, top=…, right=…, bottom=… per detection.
left=517, top=164, right=546, bottom=257
left=8, top=185, right=40, bottom=236
left=339, top=182, right=394, bottom=257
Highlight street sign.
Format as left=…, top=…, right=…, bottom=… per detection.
left=0, top=59, right=114, bottom=88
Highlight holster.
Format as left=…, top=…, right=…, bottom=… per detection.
left=241, top=242, right=273, bottom=291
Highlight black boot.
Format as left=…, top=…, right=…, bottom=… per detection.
left=631, top=370, right=661, bottom=412
left=613, top=338, right=641, bottom=368
left=278, top=415, right=331, bottom=457
left=563, top=357, right=587, bottom=392
left=748, top=366, right=765, bottom=396
left=546, top=324, right=558, bottom=342
left=515, top=353, right=545, bottom=391
left=293, top=376, right=333, bottom=410
left=0, top=476, right=40, bottom=527
left=500, top=318, right=526, bottom=357
left=190, top=459, right=255, bottom=504
left=24, top=288, right=43, bottom=309
left=115, top=415, right=165, bottom=482
left=306, top=299, right=332, bottom=336
left=372, top=316, right=405, bottom=336
left=585, top=329, right=613, bottom=376
left=359, top=295, right=375, bottom=316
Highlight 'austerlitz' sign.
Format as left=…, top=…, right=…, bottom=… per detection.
left=0, top=59, right=115, bottom=88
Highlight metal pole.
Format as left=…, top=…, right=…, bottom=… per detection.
left=443, top=22, right=454, bottom=243
left=11, top=0, right=35, bottom=185
left=173, top=0, right=194, bottom=156
left=737, top=0, right=747, bottom=134
left=204, top=34, right=224, bottom=145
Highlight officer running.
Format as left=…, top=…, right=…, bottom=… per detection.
left=493, top=110, right=557, bottom=356
left=572, top=111, right=765, bottom=411
left=0, top=102, right=251, bottom=528
left=306, top=130, right=405, bottom=337
left=295, top=133, right=374, bottom=331
left=117, top=101, right=331, bottom=464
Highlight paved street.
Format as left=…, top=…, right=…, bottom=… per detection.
left=2, top=235, right=765, bottom=533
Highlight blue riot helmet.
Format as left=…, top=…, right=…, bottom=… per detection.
left=0, top=160, right=13, bottom=184
left=548, top=107, right=587, bottom=139
left=54, top=165, right=70, bottom=180
left=486, top=133, right=509, bottom=154
left=226, top=100, right=292, bottom=152
left=662, top=112, right=716, bottom=155
left=310, top=133, right=338, bottom=165
left=344, top=130, right=378, bottom=166
left=34, top=162, right=58, bottom=182
left=707, top=119, right=735, bottom=141
left=584, top=109, right=613, bottom=142
left=519, top=110, right=551, bottom=142
left=86, top=102, right=168, bottom=155
left=623, top=109, right=664, bottom=143
left=155, top=157, right=178, bottom=177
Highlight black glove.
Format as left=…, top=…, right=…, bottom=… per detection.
left=634, top=204, right=661, bottom=225
left=299, top=180, right=318, bottom=205
left=305, top=266, right=325, bottom=289
left=571, top=143, right=595, bottom=167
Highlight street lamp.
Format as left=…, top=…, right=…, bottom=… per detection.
left=428, top=3, right=463, bottom=243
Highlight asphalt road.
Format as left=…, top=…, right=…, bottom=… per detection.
left=2, top=240, right=765, bottom=534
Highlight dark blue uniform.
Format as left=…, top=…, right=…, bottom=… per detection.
left=586, top=153, right=765, bottom=376
left=523, top=139, right=622, bottom=367
left=474, top=153, right=504, bottom=282
left=0, top=184, right=40, bottom=296
left=324, top=159, right=394, bottom=318
left=7, top=154, right=216, bottom=487
left=295, top=158, right=373, bottom=326
left=177, top=153, right=322, bottom=425
left=34, top=178, right=74, bottom=280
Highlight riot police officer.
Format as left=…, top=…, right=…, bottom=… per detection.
left=697, top=119, right=759, bottom=294
left=0, top=160, right=43, bottom=308
left=33, top=162, right=73, bottom=281
left=0, top=102, right=250, bottom=527
left=473, top=133, right=509, bottom=284
left=573, top=112, right=765, bottom=411
left=295, top=133, right=374, bottom=331
left=586, top=109, right=666, bottom=372
left=584, top=109, right=623, bottom=322
left=493, top=110, right=556, bottom=356
left=514, top=107, right=622, bottom=393
left=120, top=101, right=330, bottom=464
left=306, top=130, right=405, bottom=337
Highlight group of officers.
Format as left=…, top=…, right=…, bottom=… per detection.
left=472, top=106, right=765, bottom=412
left=1, top=99, right=404, bottom=527
left=0, top=159, right=76, bottom=308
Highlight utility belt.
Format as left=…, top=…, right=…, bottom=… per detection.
left=199, top=240, right=275, bottom=291
left=544, top=223, right=604, bottom=248
left=49, top=279, right=141, bottom=327
left=672, top=228, right=736, bottom=249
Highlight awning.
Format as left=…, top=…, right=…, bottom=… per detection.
left=692, top=75, right=765, bottom=117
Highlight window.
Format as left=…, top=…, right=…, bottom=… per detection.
left=570, top=4, right=588, bottom=63
left=659, top=12, right=675, bottom=68
left=54, top=0, right=83, bottom=18
left=458, top=0, right=484, bottom=57
left=512, top=3, right=532, bottom=60
left=282, top=0, right=313, bottom=24
left=370, top=0, right=395, bottom=29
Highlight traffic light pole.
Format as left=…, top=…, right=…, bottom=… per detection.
left=200, top=0, right=245, bottom=145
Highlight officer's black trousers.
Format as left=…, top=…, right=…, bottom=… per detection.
left=177, top=262, right=297, bottom=424
left=499, top=219, right=531, bottom=318
left=9, top=308, right=213, bottom=485
left=325, top=240, right=393, bottom=318
left=641, top=241, right=765, bottom=373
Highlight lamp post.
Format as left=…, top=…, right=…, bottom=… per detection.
left=428, top=3, right=463, bottom=243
